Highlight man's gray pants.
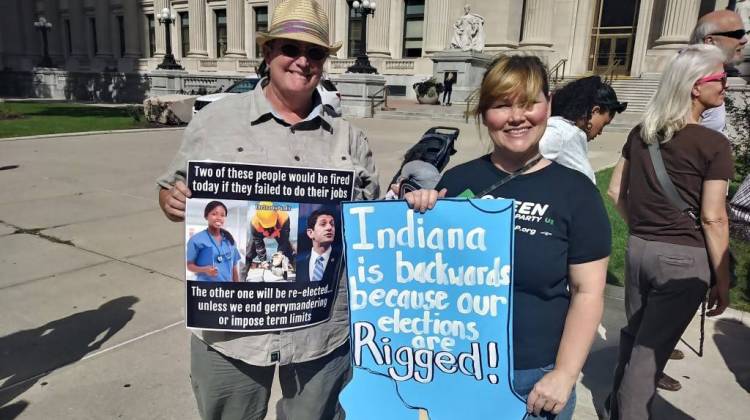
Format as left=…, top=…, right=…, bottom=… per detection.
left=608, top=235, right=710, bottom=420
left=190, top=335, right=351, bottom=420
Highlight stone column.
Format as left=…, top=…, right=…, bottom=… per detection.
left=366, top=0, right=390, bottom=58
left=630, top=0, right=655, bottom=76
left=334, top=0, right=347, bottom=58
left=123, top=0, right=142, bottom=57
left=20, top=0, right=38, bottom=57
left=43, top=0, right=62, bottom=60
left=0, top=20, right=4, bottom=69
left=1, top=0, right=24, bottom=68
left=187, top=0, right=208, bottom=56
left=68, top=0, right=88, bottom=59
left=154, top=0, right=168, bottom=57
left=478, top=0, right=523, bottom=51
left=95, top=0, right=114, bottom=58
left=520, top=0, right=553, bottom=48
left=315, top=0, right=336, bottom=46
left=225, top=0, right=245, bottom=57
left=654, top=0, right=700, bottom=48
left=423, top=0, right=451, bottom=54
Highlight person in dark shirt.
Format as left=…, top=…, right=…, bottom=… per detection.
left=606, top=44, right=733, bottom=420
left=442, top=71, right=456, bottom=106
left=405, top=55, right=611, bottom=420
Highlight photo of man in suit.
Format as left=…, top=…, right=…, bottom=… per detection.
left=297, top=209, right=340, bottom=282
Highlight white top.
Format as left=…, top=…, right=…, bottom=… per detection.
left=539, top=116, right=596, bottom=184
left=701, top=103, right=726, bottom=134
left=308, top=246, right=332, bottom=281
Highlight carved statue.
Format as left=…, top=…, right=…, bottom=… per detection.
left=450, top=4, right=485, bottom=52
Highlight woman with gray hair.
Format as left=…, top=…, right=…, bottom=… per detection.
left=606, top=44, right=733, bottom=420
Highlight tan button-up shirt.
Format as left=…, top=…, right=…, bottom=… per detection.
left=157, top=81, right=380, bottom=365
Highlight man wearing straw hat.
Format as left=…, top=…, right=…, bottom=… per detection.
left=156, top=0, right=380, bottom=418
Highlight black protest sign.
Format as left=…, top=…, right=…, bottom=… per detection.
left=185, top=161, right=354, bottom=332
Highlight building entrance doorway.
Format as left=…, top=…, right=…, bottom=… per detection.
left=588, top=0, right=640, bottom=75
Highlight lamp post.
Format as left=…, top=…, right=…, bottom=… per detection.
left=33, top=17, right=54, bottom=68
left=346, top=0, right=378, bottom=74
left=156, top=7, right=184, bottom=70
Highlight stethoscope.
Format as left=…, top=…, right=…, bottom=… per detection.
left=205, top=230, right=231, bottom=264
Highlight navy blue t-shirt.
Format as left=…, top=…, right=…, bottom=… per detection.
left=437, top=156, right=611, bottom=369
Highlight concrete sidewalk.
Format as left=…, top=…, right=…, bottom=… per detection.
left=0, top=121, right=747, bottom=419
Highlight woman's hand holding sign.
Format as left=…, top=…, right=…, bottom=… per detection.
left=403, top=189, right=446, bottom=213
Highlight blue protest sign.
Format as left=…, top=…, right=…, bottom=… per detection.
left=340, top=199, right=527, bottom=420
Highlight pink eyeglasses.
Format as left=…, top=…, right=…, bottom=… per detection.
left=695, top=71, right=727, bottom=88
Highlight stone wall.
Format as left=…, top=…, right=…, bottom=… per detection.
left=0, top=69, right=246, bottom=103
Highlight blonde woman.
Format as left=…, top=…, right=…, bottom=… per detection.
left=406, top=55, right=611, bottom=419
left=606, top=44, right=732, bottom=420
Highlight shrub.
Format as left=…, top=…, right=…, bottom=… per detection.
left=725, top=89, right=750, bottom=181
left=0, top=102, right=24, bottom=120
left=412, top=77, right=444, bottom=98
left=125, top=105, right=144, bottom=123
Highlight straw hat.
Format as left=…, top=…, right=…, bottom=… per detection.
left=256, top=0, right=342, bottom=53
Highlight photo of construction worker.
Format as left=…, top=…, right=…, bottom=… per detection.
left=296, top=206, right=342, bottom=283
left=241, top=201, right=298, bottom=282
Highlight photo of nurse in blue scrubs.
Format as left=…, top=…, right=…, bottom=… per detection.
left=186, top=201, right=242, bottom=282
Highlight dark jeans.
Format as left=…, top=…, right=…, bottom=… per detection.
left=190, top=335, right=351, bottom=420
left=514, top=364, right=576, bottom=419
left=608, top=235, right=709, bottom=420
left=442, top=89, right=452, bottom=104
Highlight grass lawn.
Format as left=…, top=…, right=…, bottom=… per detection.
left=596, top=166, right=750, bottom=312
left=0, top=102, right=148, bottom=138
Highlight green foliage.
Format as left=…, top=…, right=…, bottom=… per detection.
left=0, top=102, right=24, bottom=120
left=725, top=91, right=750, bottom=182
left=596, top=166, right=750, bottom=311
left=595, top=167, right=628, bottom=287
left=125, top=105, right=144, bottom=122
left=0, top=102, right=148, bottom=138
left=412, top=77, right=444, bottom=98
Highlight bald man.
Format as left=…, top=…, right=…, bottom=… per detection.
left=690, top=9, right=748, bottom=132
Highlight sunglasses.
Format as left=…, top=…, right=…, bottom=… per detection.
left=695, top=71, right=727, bottom=87
left=708, top=29, right=750, bottom=40
left=278, top=43, right=328, bottom=61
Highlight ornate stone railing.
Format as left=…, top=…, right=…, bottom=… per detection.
left=238, top=59, right=261, bottom=72
left=199, top=59, right=218, bottom=69
left=182, top=74, right=245, bottom=94
left=385, top=59, right=415, bottom=70
left=330, top=59, right=356, bottom=70
left=183, top=76, right=220, bottom=91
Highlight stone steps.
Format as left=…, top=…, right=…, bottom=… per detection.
left=373, top=106, right=468, bottom=122
left=373, top=77, right=661, bottom=128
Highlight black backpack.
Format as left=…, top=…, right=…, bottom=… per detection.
left=390, top=126, right=460, bottom=188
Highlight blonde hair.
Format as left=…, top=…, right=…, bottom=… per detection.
left=640, top=44, right=725, bottom=144
left=470, top=55, right=550, bottom=126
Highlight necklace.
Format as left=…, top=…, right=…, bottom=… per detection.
left=476, top=153, right=543, bottom=197
left=206, top=230, right=227, bottom=263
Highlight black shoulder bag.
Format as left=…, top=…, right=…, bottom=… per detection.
left=647, top=142, right=701, bottom=228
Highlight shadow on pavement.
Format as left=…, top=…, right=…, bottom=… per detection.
left=582, top=338, right=697, bottom=419
left=0, top=296, right=138, bottom=418
left=713, top=318, right=750, bottom=393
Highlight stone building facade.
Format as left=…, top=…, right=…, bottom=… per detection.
left=0, top=0, right=747, bottom=100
